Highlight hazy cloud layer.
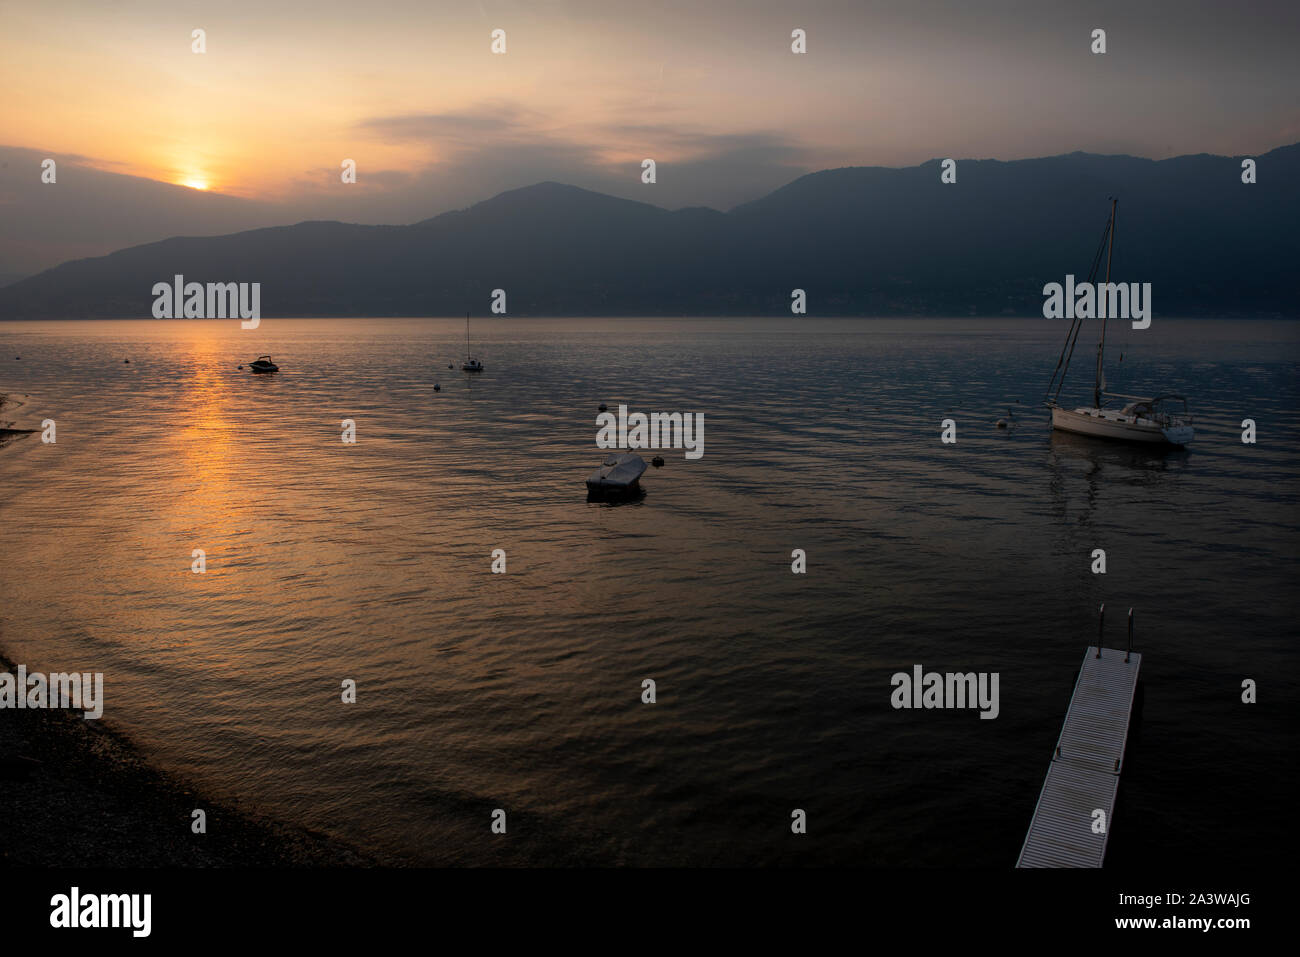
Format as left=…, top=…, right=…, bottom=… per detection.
left=325, top=105, right=819, bottom=216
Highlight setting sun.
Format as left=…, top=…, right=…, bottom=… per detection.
left=181, top=178, right=209, bottom=191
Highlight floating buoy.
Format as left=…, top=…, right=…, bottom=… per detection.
left=651, top=455, right=665, bottom=467
left=996, top=418, right=1008, bottom=428
left=124, top=358, right=130, bottom=363
left=434, top=383, right=441, bottom=391
left=599, top=403, right=607, bottom=412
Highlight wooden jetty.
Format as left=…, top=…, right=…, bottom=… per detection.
left=1017, top=606, right=1142, bottom=868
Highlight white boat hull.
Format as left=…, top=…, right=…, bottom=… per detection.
left=1051, top=406, right=1192, bottom=446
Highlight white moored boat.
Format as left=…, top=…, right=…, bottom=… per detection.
left=586, top=452, right=647, bottom=495
left=1051, top=395, right=1193, bottom=445
left=1044, top=198, right=1193, bottom=447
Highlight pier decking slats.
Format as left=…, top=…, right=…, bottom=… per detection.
left=1017, top=646, right=1142, bottom=868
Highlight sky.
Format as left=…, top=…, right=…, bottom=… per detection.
left=1, top=0, right=1297, bottom=280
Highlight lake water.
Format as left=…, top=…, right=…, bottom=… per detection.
left=1, top=317, right=1296, bottom=866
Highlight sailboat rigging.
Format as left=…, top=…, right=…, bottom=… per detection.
left=462, top=311, right=484, bottom=372
left=1044, top=198, right=1193, bottom=446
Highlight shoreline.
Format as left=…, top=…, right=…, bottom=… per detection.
left=0, top=649, right=377, bottom=867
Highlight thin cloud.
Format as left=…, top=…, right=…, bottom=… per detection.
left=344, top=103, right=819, bottom=212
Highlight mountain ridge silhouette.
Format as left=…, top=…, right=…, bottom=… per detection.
left=1, top=145, right=1294, bottom=318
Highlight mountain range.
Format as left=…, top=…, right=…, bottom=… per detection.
left=1, top=145, right=1295, bottom=319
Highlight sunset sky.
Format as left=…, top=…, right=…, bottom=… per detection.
left=1, top=0, right=1297, bottom=279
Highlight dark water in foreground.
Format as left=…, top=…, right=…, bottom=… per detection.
left=0, top=318, right=1296, bottom=866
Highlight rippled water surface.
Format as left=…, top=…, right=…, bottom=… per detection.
left=1, top=318, right=1296, bottom=865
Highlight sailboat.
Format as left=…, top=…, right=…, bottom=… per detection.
left=1044, top=199, right=1193, bottom=446
left=461, top=312, right=483, bottom=372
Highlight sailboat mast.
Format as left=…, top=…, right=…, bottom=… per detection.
left=466, top=310, right=470, bottom=358
left=1095, top=198, right=1117, bottom=408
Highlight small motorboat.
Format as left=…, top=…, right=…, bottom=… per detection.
left=586, top=452, right=647, bottom=495
left=249, top=355, right=279, bottom=374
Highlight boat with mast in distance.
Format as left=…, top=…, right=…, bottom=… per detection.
left=462, top=311, right=483, bottom=372
left=1044, top=198, right=1194, bottom=446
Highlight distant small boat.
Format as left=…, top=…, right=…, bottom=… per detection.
left=462, top=311, right=483, bottom=372
left=1045, top=199, right=1193, bottom=446
left=586, top=452, right=646, bottom=494
left=249, top=355, right=279, bottom=373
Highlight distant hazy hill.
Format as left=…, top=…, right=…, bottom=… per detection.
left=1, top=145, right=1295, bottom=318
left=0, top=145, right=283, bottom=288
